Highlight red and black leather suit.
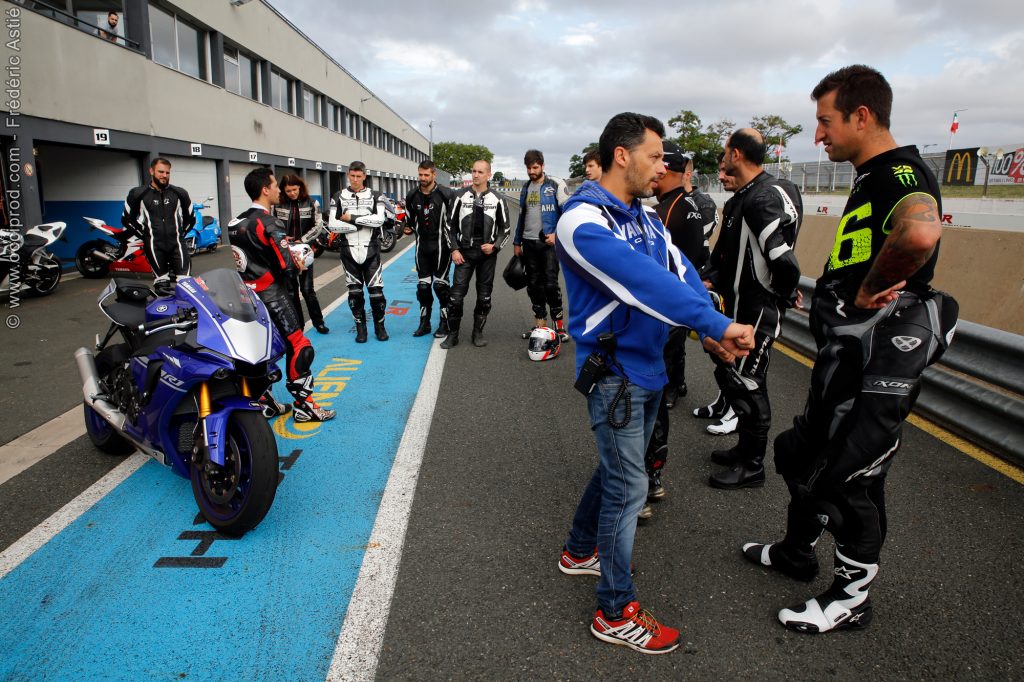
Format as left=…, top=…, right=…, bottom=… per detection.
left=228, top=206, right=316, bottom=405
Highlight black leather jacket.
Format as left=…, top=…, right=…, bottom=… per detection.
left=404, top=184, right=453, bottom=242
left=228, top=206, right=295, bottom=292
left=272, top=198, right=325, bottom=244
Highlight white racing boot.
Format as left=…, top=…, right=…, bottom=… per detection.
left=779, top=547, right=877, bottom=633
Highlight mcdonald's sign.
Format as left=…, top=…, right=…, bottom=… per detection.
left=944, top=147, right=979, bottom=186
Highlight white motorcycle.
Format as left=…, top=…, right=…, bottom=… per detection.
left=0, top=222, right=66, bottom=297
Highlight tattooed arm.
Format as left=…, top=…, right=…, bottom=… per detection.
left=854, top=193, right=942, bottom=309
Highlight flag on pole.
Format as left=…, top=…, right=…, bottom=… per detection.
left=776, top=144, right=784, bottom=159
left=950, top=113, right=960, bottom=134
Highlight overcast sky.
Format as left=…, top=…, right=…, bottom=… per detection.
left=271, top=0, right=1023, bottom=179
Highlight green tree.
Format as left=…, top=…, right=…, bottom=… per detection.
left=750, top=114, right=803, bottom=163
left=568, top=142, right=598, bottom=178
left=492, top=170, right=505, bottom=184
left=432, top=141, right=494, bottom=180
left=665, top=110, right=734, bottom=177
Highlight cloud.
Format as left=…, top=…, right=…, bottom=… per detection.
left=369, top=40, right=472, bottom=75
left=269, top=0, right=1024, bottom=177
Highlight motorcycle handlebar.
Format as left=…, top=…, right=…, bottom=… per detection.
left=138, top=316, right=196, bottom=335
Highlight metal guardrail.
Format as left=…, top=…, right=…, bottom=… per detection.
left=781, top=276, right=1024, bottom=468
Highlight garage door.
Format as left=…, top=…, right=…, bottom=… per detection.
left=37, top=144, right=141, bottom=263
left=229, top=162, right=264, bottom=217
left=164, top=156, right=219, bottom=225
left=306, top=172, right=323, bottom=206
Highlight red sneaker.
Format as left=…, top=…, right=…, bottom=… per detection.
left=590, top=601, right=681, bottom=654
left=558, top=546, right=601, bottom=576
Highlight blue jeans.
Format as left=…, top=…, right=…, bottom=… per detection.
left=565, top=375, right=662, bottom=617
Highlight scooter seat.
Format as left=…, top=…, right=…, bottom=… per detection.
left=202, top=216, right=214, bottom=227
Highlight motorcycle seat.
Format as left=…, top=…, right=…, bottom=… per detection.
left=112, top=279, right=155, bottom=303
left=21, top=234, right=47, bottom=251
left=101, top=300, right=148, bottom=329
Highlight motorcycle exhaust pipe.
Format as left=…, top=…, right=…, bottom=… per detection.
left=75, top=347, right=126, bottom=431
left=75, top=347, right=165, bottom=464
left=90, top=249, right=116, bottom=262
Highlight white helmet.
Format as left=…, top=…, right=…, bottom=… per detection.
left=528, top=326, right=561, bottom=361
left=289, top=243, right=314, bottom=269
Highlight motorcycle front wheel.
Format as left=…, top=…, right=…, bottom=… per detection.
left=379, top=230, right=396, bottom=253
left=28, top=254, right=62, bottom=296
left=185, top=236, right=197, bottom=256
left=191, top=410, right=278, bottom=537
left=75, top=241, right=112, bottom=278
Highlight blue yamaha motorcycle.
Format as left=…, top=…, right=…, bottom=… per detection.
left=76, top=268, right=285, bottom=536
left=184, top=198, right=222, bottom=255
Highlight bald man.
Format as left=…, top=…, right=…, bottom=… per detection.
left=702, top=128, right=803, bottom=490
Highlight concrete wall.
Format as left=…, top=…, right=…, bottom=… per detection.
left=794, top=216, right=1024, bottom=335
left=12, top=2, right=426, bottom=178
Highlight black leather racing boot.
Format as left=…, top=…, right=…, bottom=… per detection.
left=471, top=314, right=488, bottom=347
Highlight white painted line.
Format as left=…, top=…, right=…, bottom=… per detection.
left=305, top=240, right=415, bottom=331
left=0, top=239, right=422, bottom=580
left=0, top=406, right=86, bottom=486
left=0, top=242, right=413, bottom=483
left=0, top=453, right=148, bottom=579
left=327, top=340, right=446, bottom=682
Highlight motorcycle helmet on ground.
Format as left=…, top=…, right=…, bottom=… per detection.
left=503, top=254, right=528, bottom=291
left=528, top=326, right=561, bottom=361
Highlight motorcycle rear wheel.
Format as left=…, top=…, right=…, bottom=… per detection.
left=83, top=344, right=135, bottom=455
left=28, top=254, right=62, bottom=296
left=75, top=241, right=112, bottom=278
left=191, top=410, right=278, bottom=537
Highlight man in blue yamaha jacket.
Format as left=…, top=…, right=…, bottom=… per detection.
left=554, top=112, right=754, bottom=654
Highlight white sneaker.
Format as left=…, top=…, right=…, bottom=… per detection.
left=706, top=407, right=737, bottom=435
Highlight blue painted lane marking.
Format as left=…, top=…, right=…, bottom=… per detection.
left=0, top=247, right=432, bottom=681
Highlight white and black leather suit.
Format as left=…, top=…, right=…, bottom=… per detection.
left=405, top=184, right=454, bottom=326
left=444, top=187, right=510, bottom=331
left=122, top=183, right=195, bottom=279
left=704, top=172, right=803, bottom=468
left=328, top=186, right=387, bottom=326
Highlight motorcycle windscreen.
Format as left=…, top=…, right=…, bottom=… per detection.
left=185, top=269, right=274, bottom=365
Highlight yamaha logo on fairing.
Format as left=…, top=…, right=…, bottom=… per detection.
left=156, top=304, right=168, bottom=313
left=892, top=336, right=922, bottom=352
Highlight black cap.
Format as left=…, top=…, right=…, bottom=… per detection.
left=662, top=140, right=693, bottom=173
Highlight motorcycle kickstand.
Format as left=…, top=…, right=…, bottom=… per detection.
left=96, top=322, right=119, bottom=351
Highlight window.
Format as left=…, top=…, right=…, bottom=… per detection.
left=149, top=5, right=206, bottom=79
left=327, top=103, right=341, bottom=132
left=270, top=69, right=293, bottom=114
left=302, top=87, right=320, bottom=124
left=223, top=46, right=257, bottom=100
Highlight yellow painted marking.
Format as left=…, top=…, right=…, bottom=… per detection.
left=774, top=341, right=1024, bottom=485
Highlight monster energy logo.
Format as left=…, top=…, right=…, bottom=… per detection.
left=893, top=165, right=918, bottom=187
